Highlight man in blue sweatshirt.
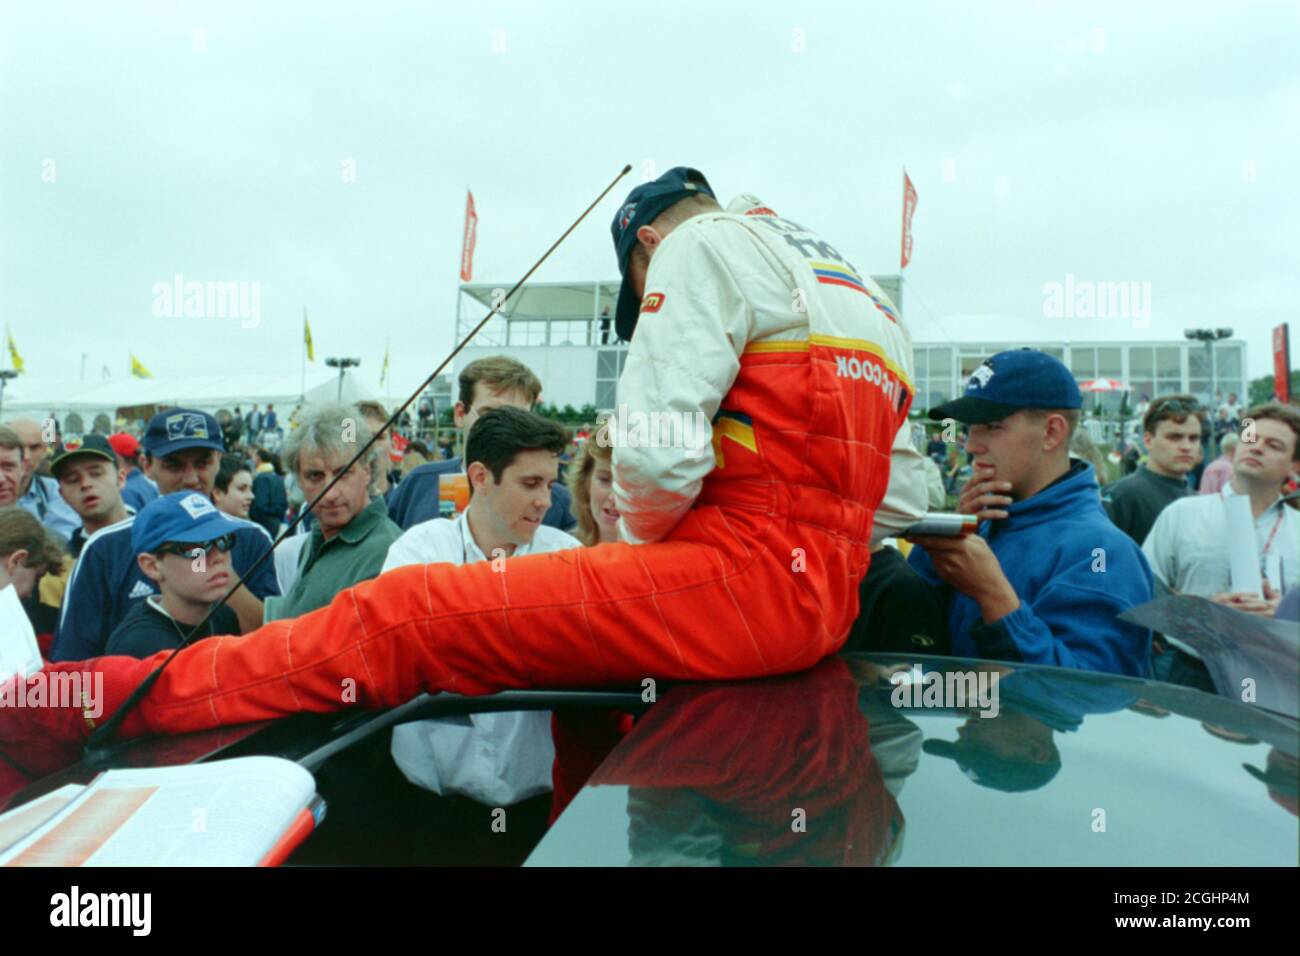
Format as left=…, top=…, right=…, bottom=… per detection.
left=907, top=349, right=1152, bottom=677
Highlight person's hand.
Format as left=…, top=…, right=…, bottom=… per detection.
left=910, top=533, right=1020, bottom=623
left=956, top=463, right=1013, bottom=521
left=1209, top=582, right=1282, bottom=617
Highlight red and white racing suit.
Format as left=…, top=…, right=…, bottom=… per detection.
left=21, top=208, right=915, bottom=742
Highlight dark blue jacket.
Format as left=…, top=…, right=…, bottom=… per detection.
left=386, top=456, right=578, bottom=532
left=908, top=461, right=1153, bottom=677
left=51, top=515, right=280, bottom=662
left=250, top=471, right=288, bottom=534
left=120, top=469, right=159, bottom=513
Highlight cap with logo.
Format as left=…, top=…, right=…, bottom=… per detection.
left=132, top=491, right=245, bottom=554
left=142, top=409, right=225, bottom=458
left=49, top=434, right=118, bottom=478
left=610, top=166, right=716, bottom=342
left=927, top=348, right=1082, bottom=425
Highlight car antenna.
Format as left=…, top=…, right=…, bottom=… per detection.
left=83, top=163, right=634, bottom=764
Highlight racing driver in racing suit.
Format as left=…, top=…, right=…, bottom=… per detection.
left=10, top=166, right=917, bottom=755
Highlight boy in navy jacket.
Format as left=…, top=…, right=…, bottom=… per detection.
left=51, top=409, right=278, bottom=661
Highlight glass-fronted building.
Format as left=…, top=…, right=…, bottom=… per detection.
left=451, top=279, right=1247, bottom=416
left=912, top=340, right=1247, bottom=415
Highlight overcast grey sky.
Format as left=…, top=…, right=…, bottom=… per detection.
left=2, top=0, right=1297, bottom=397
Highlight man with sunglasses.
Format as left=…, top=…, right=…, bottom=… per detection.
left=50, top=408, right=279, bottom=662
left=105, top=493, right=244, bottom=658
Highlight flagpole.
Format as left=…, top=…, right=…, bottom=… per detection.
left=300, top=307, right=307, bottom=402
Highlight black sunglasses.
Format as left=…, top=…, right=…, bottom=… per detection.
left=1152, top=398, right=1201, bottom=415
left=155, top=533, right=236, bottom=558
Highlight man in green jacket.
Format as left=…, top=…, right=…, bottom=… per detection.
left=263, top=403, right=402, bottom=622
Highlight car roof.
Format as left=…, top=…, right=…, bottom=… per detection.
left=527, top=653, right=1300, bottom=866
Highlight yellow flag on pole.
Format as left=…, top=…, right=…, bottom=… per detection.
left=6, top=329, right=23, bottom=374
left=380, top=341, right=390, bottom=388
left=304, top=309, right=315, bottom=362
left=130, top=352, right=152, bottom=378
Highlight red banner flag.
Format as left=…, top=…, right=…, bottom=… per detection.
left=1273, top=323, right=1291, bottom=404
left=900, top=171, right=918, bottom=270
left=459, top=190, right=478, bottom=282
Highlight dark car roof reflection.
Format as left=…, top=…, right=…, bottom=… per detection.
left=527, top=654, right=1300, bottom=866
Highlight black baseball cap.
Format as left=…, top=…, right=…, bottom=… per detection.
left=49, top=433, right=117, bottom=478
left=142, top=408, right=225, bottom=457
left=610, top=166, right=716, bottom=341
left=928, top=349, right=1083, bottom=424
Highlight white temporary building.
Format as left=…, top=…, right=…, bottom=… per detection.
left=0, top=370, right=376, bottom=422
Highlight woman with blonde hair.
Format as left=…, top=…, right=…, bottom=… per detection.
left=568, top=437, right=619, bottom=545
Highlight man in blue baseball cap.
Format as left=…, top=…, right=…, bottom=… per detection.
left=104, top=492, right=245, bottom=657
left=140, top=408, right=225, bottom=492
left=906, top=348, right=1154, bottom=677
left=50, top=408, right=280, bottom=662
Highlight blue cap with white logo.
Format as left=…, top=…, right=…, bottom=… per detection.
left=610, top=166, right=716, bottom=342
left=927, top=349, right=1082, bottom=424
left=132, top=491, right=245, bottom=554
left=142, top=408, right=225, bottom=457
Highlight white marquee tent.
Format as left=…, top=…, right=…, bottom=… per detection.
left=0, top=370, right=377, bottom=422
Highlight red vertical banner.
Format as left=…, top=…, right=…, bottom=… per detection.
left=459, top=190, right=478, bottom=282
left=1273, top=323, right=1291, bottom=403
left=900, top=171, right=918, bottom=270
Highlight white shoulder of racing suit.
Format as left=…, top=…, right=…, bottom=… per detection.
left=612, top=214, right=801, bottom=545
left=871, top=421, right=930, bottom=546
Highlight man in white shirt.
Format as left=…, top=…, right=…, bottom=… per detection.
left=382, top=406, right=581, bottom=806
left=1218, top=392, right=1243, bottom=422
left=1143, top=403, right=1300, bottom=688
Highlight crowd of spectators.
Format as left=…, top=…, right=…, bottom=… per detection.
left=2, top=349, right=1297, bottom=812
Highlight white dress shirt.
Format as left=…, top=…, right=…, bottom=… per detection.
left=1143, top=482, right=1299, bottom=599
left=382, top=509, right=582, bottom=572
left=382, top=509, right=583, bottom=806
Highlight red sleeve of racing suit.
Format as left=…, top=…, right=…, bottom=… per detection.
left=611, top=224, right=753, bottom=544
